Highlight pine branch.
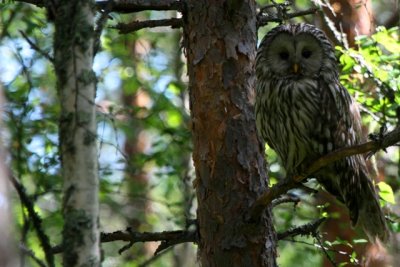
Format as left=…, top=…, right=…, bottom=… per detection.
left=249, top=126, right=400, bottom=221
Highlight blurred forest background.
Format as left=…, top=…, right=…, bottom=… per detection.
left=0, top=0, right=399, bottom=266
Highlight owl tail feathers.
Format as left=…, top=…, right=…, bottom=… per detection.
left=355, top=188, right=389, bottom=243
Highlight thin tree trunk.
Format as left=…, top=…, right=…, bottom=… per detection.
left=54, top=1, right=100, bottom=266
left=185, top=1, right=277, bottom=266
left=319, top=0, right=374, bottom=46
left=0, top=85, right=17, bottom=267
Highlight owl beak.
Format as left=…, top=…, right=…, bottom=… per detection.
left=293, top=63, right=299, bottom=73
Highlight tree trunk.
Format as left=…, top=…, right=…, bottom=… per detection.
left=185, top=1, right=277, bottom=266
left=0, top=85, right=17, bottom=267
left=319, top=0, right=374, bottom=46
left=54, top=1, right=100, bottom=266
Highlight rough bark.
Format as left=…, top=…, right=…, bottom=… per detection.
left=185, top=1, right=277, bottom=266
left=54, top=1, right=100, bottom=266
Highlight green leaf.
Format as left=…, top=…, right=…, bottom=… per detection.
left=377, top=181, right=395, bottom=204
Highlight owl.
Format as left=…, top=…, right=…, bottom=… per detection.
left=255, top=23, right=388, bottom=241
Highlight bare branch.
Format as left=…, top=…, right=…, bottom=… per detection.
left=277, top=218, right=325, bottom=240
left=97, top=0, right=183, bottom=13
left=115, top=18, right=183, bottom=34
left=19, top=243, right=47, bottom=267
left=10, top=176, right=55, bottom=267
left=19, top=30, right=54, bottom=63
left=138, top=248, right=171, bottom=267
left=272, top=194, right=300, bottom=207
left=14, top=0, right=183, bottom=13
left=52, top=228, right=198, bottom=255
left=249, top=126, right=400, bottom=221
left=257, top=3, right=318, bottom=28
left=13, top=0, right=46, bottom=7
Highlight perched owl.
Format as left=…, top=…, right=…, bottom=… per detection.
left=255, top=23, right=388, bottom=241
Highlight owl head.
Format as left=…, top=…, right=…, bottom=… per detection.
left=256, top=24, right=338, bottom=80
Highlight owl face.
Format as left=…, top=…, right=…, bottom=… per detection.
left=257, top=24, right=336, bottom=80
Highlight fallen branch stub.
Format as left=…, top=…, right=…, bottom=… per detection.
left=249, top=126, right=400, bottom=221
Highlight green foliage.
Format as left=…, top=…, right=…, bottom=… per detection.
left=337, top=27, right=400, bottom=125
left=378, top=181, right=396, bottom=204
left=1, top=4, right=194, bottom=266
left=1, top=1, right=399, bottom=266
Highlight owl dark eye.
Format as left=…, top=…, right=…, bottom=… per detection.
left=279, top=51, right=289, bottom=60
left=302, top=50, right=312, bottom=58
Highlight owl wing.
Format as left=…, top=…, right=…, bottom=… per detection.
left=317, top=77, right=385, bottom=230
left=312, top=77, right=359, bottom=155
left=316, top=78, right=366, bottom=219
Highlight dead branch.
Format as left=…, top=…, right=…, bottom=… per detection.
left=51, top=228, right=198, bottom=255
left=115, top=18, right=183, bottom=34
left=97, top=0, right=183, bottom=13
left=257, top=2, right=318, bottom=27
left=272, top=194, right=300, bottom=207
left=13, top=0, right=183, bottom=13
left=277, top=218, right=325, bottom=240
left=249, top=126, right=400, bottom=221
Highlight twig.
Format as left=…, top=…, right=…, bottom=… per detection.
left=10, top=176, right=55, bottom=267
left=277, top=218, right=325, bottom=240
left=19, top=30, right=54, bottom=63
left=19, top=243, right=47, bottom=267
left=115, top=18, right=183, bottom=34
left=51, top=228, right=198, bottom=255
left=138, top=247, right=171, bottom=267
left=249, top=126, right=400, bottom=221
left=283, top=238, right=361, bottom=265
left=313, top=231, right=338, bottom=267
